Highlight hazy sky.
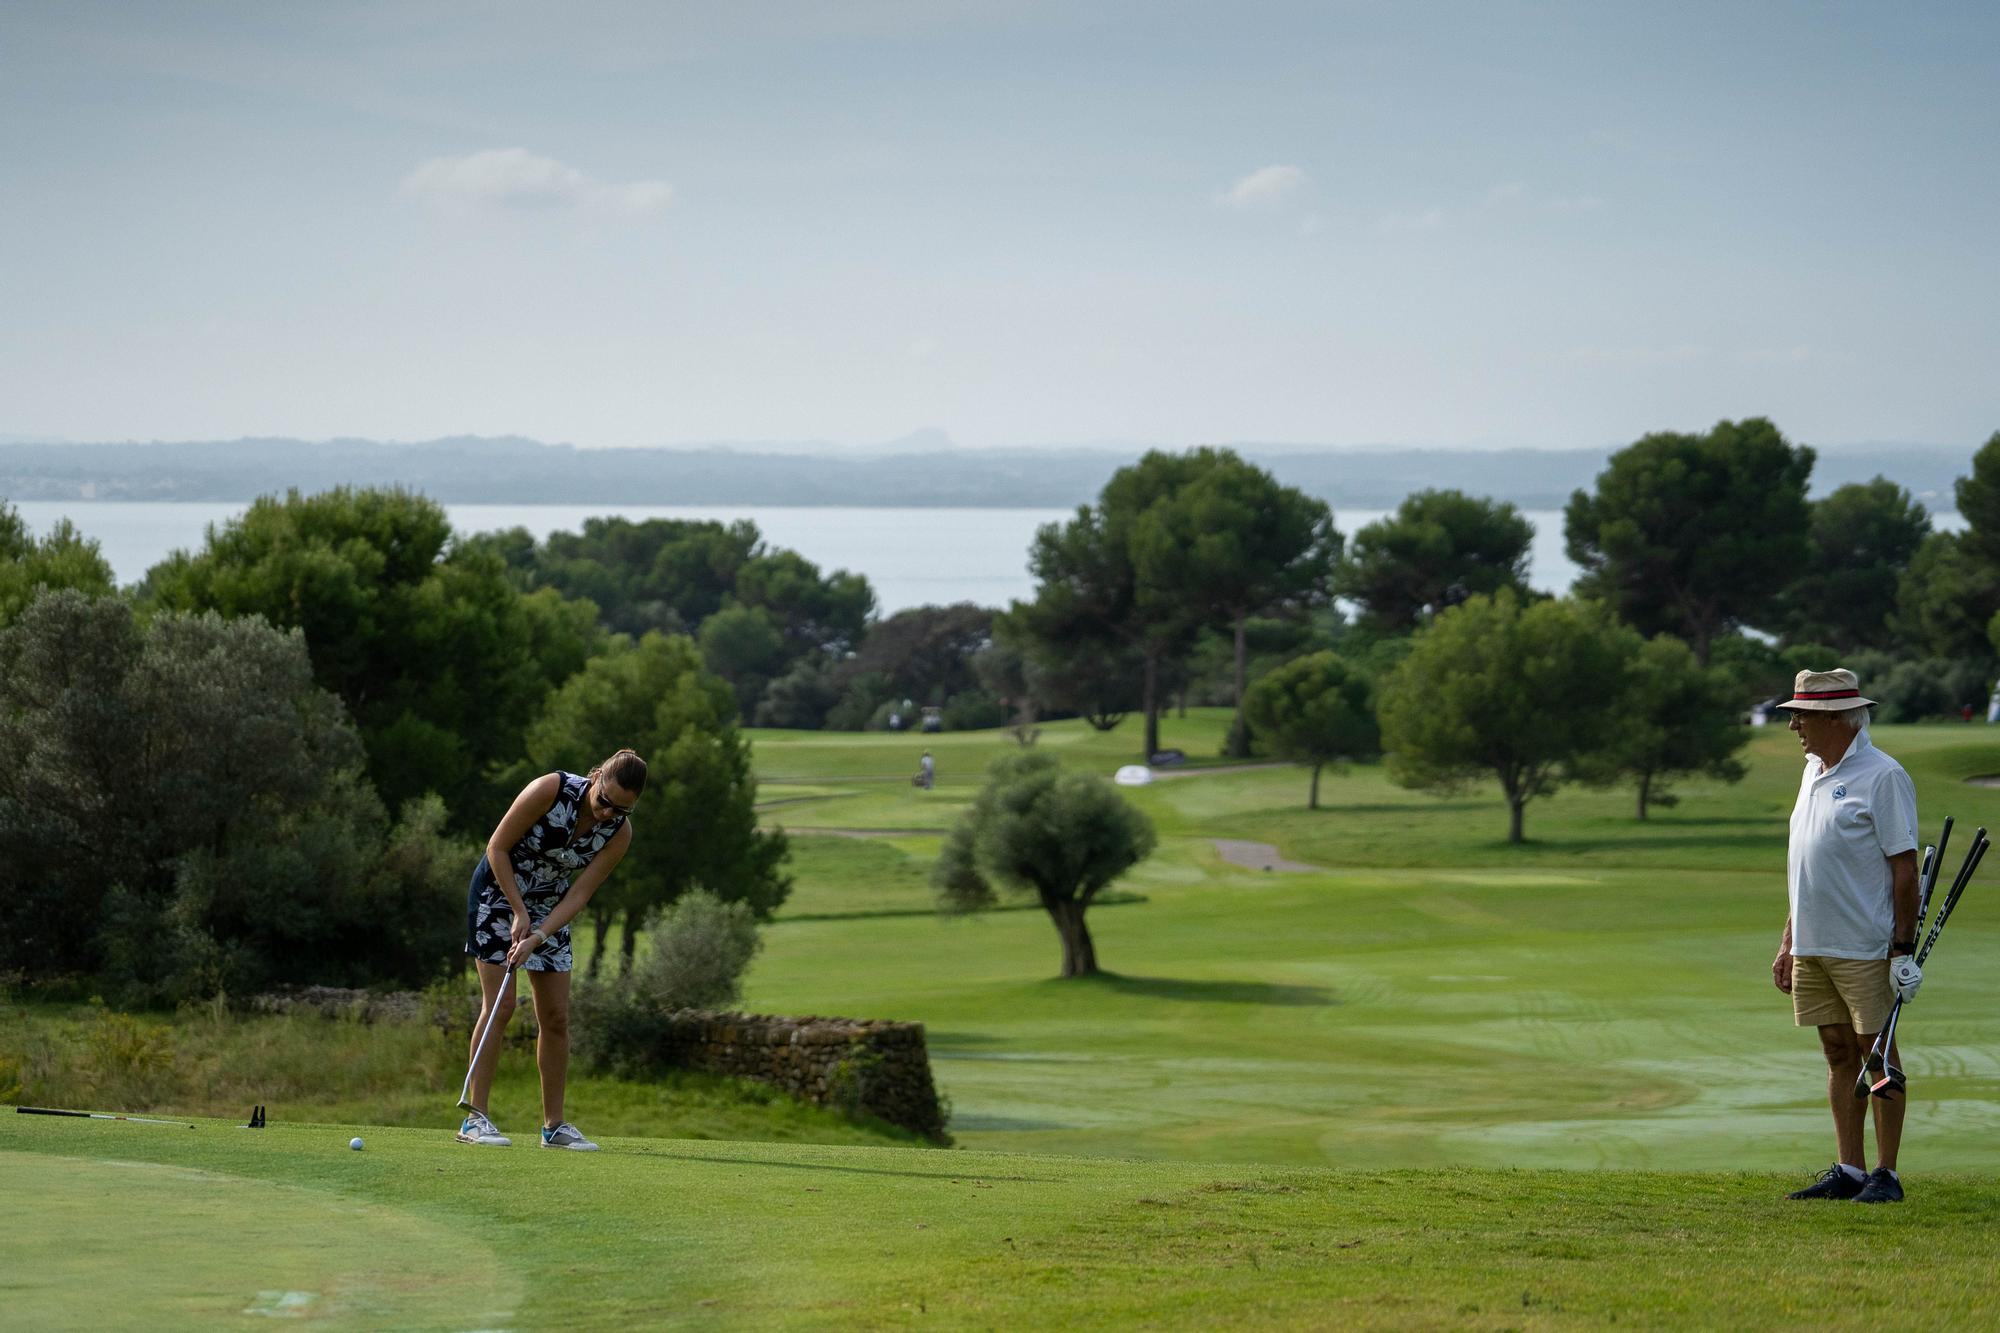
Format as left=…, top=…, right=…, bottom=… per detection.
left=3, top=1, right=1995, bottom=450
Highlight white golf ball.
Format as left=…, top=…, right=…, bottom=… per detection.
left=349, top=1137, right=364, bottom=1151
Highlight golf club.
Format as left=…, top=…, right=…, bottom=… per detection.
left=1856, top=825, right=1987, bottom=1100
left=1917, top=828, right=1987, bottom=963
left=1916, top=815, right=1952, bottom=938
left=17, top=1105, right=194, bottom=1128
left=458, top=964, right=517, bottom=1112
left=1859, top=832, right=1944, bottom=1089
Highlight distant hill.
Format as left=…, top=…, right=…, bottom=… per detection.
left=0, top=435, right=1976, bottom=511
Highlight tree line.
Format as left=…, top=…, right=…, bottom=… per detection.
left=6, top=418, right=2000, bottom=998
left=989, top=421, right=2000, bottom=841
left=0, top=491, right=792, bottom=1005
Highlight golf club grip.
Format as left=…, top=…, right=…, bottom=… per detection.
left=16, top=1106, right=90, bottom=1117
left=1914, top=850, right=1936, bottom=939
left=1931, top=816, right=1953, bottom=895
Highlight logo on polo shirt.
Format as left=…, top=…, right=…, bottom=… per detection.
left=1832, top=784, right=1847, bottom=798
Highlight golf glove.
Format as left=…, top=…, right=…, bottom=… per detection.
left=1890, top=954, right=1923, bottom=1002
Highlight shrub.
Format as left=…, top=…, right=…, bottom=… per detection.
left=636, top=891, right=763, bottom=1011
left=1872, top=657, right=1991, bottom=722
left=941, top=688, right=1007, bottom=731
left=573, top=891, right=763, bottom=1074
left=0, top=590, right=475, bottom=1004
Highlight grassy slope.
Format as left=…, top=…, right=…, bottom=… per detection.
left=8, top=1115, right=2000, bottom=1331
left=747, top=714, right=2000, bottom=1170
left=11, top=712, right=2000, bottom=1327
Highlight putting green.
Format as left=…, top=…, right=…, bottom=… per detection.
left=2, top=1150, right=521, bottom=1331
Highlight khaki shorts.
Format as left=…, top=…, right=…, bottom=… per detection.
left=1792, top=955, right=1892, bottom=1034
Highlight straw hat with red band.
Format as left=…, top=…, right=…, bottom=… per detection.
left=1773, top=667, right=1876, bottom=712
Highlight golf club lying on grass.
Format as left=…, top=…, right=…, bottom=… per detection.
left=1856, top=822, right=1987, bottom=1101
left=17, top=1105, right=194, bottom=1128
left=458, top=964, right=517, bottom=1112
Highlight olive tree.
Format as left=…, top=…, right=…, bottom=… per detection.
left=933, top=752, right=1155, bottom=977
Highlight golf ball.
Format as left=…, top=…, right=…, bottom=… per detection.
left=349, top=1137, right=364, bottom=1151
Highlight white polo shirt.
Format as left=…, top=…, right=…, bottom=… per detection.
left=1787, top=729, right=1918, bottom=960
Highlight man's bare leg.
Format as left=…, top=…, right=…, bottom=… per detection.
left=1818, top=1023, right=1868, bottom=1169
left=1867, top=1033, right=1906, bottom=1171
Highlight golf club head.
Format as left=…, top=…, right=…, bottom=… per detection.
left=1869, top=1065, right=1907, bottom=1100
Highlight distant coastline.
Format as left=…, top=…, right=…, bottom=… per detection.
left=0, top=436, right=1972, bottom=511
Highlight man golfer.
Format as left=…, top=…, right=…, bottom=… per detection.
left=1771, top=669, right=1921, bottom=1203
left=457, top=748, right=644, bottom=1152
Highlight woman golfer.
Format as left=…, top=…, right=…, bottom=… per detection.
left=457, top=749, right=644, bottom=1151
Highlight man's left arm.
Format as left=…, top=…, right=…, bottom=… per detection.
left=1887, top=849, right=1918, bottom=956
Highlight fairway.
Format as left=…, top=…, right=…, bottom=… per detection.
left=749, top=715, right=2000, bottom=1171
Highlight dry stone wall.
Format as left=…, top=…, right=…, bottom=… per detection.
left=643, top=1010, right=950, bottom=1143
left=250, top=988, right=950, bottom=1143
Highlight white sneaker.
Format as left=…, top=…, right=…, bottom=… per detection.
left=455, top=1110, right=512, bottom=1146
left=540, top=1121, right=599, bottom=1151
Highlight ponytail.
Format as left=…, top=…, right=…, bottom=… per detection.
left=589, top=748, right=649, bottom=797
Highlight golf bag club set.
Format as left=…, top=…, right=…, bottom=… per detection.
left=1854, top=815, right=1987, bottom=1102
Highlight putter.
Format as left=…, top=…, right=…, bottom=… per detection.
left=458, top=965, right=517, bottom=1112
left=1857, top=826, right=1987, bottom=1100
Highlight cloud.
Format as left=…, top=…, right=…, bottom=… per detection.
left=1217, top=164, right=1306, bottom=210
left=402, top=148, right=672, bottom=218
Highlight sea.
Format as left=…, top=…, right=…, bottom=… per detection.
left=7, top=501, right=1955, bottom=617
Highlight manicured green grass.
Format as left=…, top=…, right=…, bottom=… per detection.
left=12, top=713, right=1999, bottom=1327
left=745, top=716, right=2000, bottom=1170
left=8, top=1114, right=2000, bottom=1330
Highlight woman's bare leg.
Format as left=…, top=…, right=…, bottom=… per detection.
left=527, top=968, right=571, bottom=1128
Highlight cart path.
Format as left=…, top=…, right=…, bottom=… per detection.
left=1211, top=839, right=1323, bottom=873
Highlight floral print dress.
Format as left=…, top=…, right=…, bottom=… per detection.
left=464, top=771, right=627, bottom=972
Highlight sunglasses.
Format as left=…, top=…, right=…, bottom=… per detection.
left=593, top=782, right=635, bottom=817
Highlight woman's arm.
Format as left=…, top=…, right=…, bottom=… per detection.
left=487, top=774, right=562, bottom=923
left=510, top=821, right=634, bottom=963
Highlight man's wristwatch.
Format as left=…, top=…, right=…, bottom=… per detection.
left=1890, top=940, right=1916, bottom=956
